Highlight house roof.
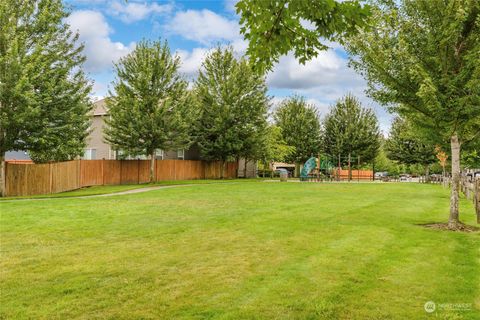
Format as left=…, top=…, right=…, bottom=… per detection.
left=92, top=98, right=108, bottom=116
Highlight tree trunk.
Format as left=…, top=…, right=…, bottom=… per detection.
left=0, top=152, right=5, bottom=197
left=424, top=165, right=430, bottom=184
left=236, top=157, right=240, bottom=178
left=348, top=153, right=351, bottom=182
left=337, top=154, right=341, bottom=181
left=270, top=162, right=274, bottom=179
left=149, top=151, right=155, bottom=183
left=244, top=158, right=248, bottom=178
left=372, top=160, right=375, bottom=181
left=357, top=156, right=360, bottom=182
left=448, top=134, right=461, bottom=228
left=221, top=160, right=225, bottom=179
left=295, top=163, right=300, bottom=178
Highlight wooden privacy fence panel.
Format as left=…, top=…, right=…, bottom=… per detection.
left=5, top=159, right=238, bottom=196
left=332, top=169, right=373, bottom=180
left=156, top=160, right=178, bottom=181
left=5, top=161, right=79, bottom=196
left=51, top=161, right=80, bottom=193
left=103, top=160, right=121, bottom=185
left=80, top=160, right=104, bottom=186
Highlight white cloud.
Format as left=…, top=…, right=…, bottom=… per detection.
left=266, top=49, right=393, bottom=131
left=267, top=50, right=363, bottom=90
left=165, top=9, right=240, bottom=45
left=109, top=1, right=173, bottom=23
left=67, top=10, right=135, bottom=73
left=176, top=48, right=211, bottom=77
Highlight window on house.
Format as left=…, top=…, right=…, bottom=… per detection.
left=155, top=149, right=164, bottom=160
left=83, top=148, right=96, bottom=160
left=177, top=149, right=185, bottom=159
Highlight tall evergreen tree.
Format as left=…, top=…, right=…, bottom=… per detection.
left=274, top=96, right=322, bottom=175
left=346, top=0, right=480, bottom=228
left=0, top=0, right=92, bottom=196
left=195, top=47, right=269, bottom=178
left=323, top=94, right=380, bottom=179
left=105, top=39, right=194, bottom=183
left=385, top=117, right=436, bottom=180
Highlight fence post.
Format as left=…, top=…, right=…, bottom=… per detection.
left=475, top=178, right=479, bottom=223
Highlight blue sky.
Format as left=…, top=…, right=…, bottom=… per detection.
left=65, top=0, right=393, bottom=133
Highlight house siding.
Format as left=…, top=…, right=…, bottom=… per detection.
left=85, top=115, right=112, bottom=159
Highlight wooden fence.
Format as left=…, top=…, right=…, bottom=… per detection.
left=460, top=172, right=480, bottom=223
left=331, top=169, right=374, bottom=180
left=4, top=159, right=237, bottom=197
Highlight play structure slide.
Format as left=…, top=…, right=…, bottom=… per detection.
left=300, top=157, right=317, bottom=180
left=300, top=156, right=334, bottom=180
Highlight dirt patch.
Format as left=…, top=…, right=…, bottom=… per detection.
left=419, top=222, right=480, bottom=233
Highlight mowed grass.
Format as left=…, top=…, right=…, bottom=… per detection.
left=1, top=182, right=479, bottom=319
left=0, top=179, right=254, bottom=200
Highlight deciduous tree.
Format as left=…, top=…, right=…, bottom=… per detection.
left=385, top=117, right=436, bottom=181
left=346, top=0, right=480, bottom=228
left=257, top=125, right=295, bottom=177
left=0, top=0, right=92, bottom=196
left=236, top=0, right=370, bottom=72
left=195, top=47, right=269, bottom=178
left=274, top=96, right=322, bottom=175
left=105, top=39, right=194, bottom=183
left=323, top=94, right=380, bottom=179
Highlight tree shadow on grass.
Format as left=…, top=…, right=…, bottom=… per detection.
left=418, top=222, right=480, bottom=233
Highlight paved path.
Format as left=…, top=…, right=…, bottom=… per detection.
left=0, top=184, right=202, bottom=202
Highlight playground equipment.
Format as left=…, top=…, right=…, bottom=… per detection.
left=300, top=156, right=334, bottom=181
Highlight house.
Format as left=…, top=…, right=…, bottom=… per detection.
left=86, top=99, right=257, bottom=177
left=85, top=99, right=202, bottom=161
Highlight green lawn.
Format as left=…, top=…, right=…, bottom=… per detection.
left=1, top=182, right=479, bottom=319
left=0, top=179, right=257, bottom=200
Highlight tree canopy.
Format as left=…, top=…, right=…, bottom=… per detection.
left=0, top=0, right=92, bottom=195
left=346, top=0, right=480, bottom=227
left=236, top=0, right=371, bottom=72
left=105, top=39, right=194, bottom=182
left=385, top=117, right=436, bottom=174
left=194, top=47, right=269, bottom=177
left=274, top=96, right=322, bottom=165
left=323, top=94, right=380, bottom=165
left=258, top=125, right=295, bottom=166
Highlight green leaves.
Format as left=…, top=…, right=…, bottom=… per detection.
left=323, top=94, right=380, bottom=164
left=194, top=47, right=269, bottom=163
left=385, top=117, right=436, bottom=166
left=105, top=39, right=194, bottom=158
left=236, top=0, right=371, bottom=72
left=274, top=95, right=322, bottom=163
left=0, top=0, right=92, bottom=162
left=346, top=0, right=480, bottom=145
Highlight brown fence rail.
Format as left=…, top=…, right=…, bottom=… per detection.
left=5, top=159, right=237, bottom=197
